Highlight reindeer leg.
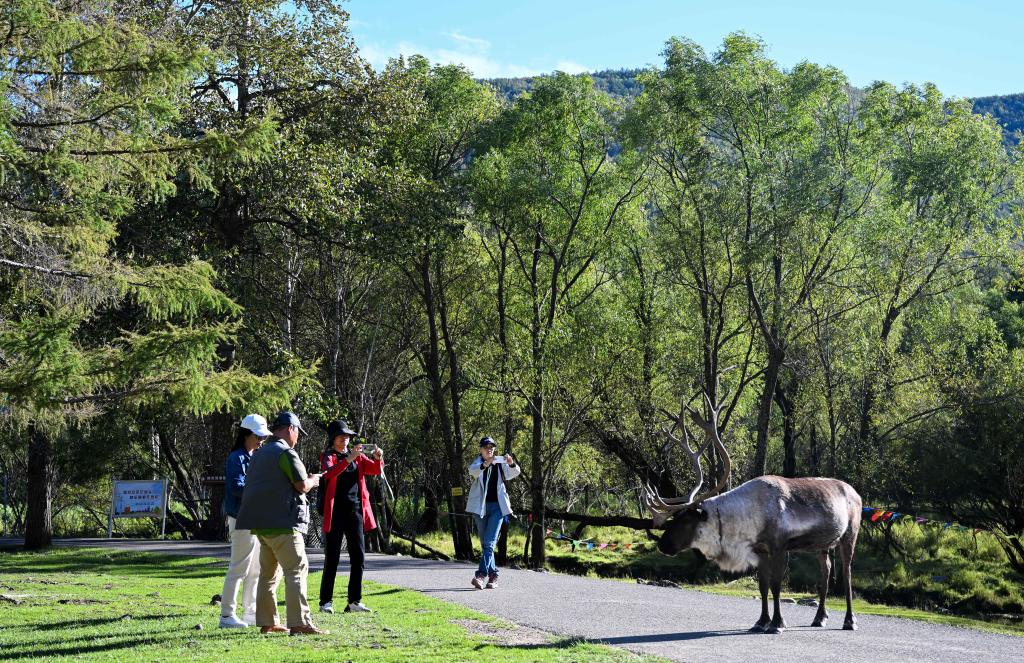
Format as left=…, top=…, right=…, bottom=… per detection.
left=750, top=553, right=771, bottom=632
left=811, top=551, right=831, bottom=627
left=839, top=530, right=858, bottom=631
left=766, top=551, right=788, bottom=634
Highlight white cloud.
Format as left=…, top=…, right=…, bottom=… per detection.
left=554, top=60, right=589, bottom=75
left=357, top=32, right=589, bottom=79
left=431, top=46, right=540, bottom=78
left=357, top=41, right=392, bottom=70
left=445, top=31, right=491, bottom=52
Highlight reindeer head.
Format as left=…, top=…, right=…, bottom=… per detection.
left=658, top=506, right=709, bottom=555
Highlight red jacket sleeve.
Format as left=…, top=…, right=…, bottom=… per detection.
left=357, top=455, right=383, bottom=476
left=322, top=452, right=351, bottom=481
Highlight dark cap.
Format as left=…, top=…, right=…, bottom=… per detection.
left=327, top=419, right=357, bottom=440
left=479, top=436, right=497, bottom=448
left=271, top=411, right=307, bottom=435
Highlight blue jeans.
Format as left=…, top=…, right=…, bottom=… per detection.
left=474, top=502, right=504, bottom=579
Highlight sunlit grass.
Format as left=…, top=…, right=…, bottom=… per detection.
left=0, top=547, right=659, bottom=662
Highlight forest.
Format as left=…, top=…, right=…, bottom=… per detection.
left=2, top=0, right=1023, bottom=612
left=499, top=69, right=1024, bottom=146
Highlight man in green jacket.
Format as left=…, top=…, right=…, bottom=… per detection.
left=236, top=411, right=326, bottom=635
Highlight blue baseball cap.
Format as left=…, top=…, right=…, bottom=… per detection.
left=479, top=436, right=497, bottom=448
left=271, top=411, right=307, bottom=436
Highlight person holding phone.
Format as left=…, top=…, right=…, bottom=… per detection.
left=318, top=419, right=384, bottom=614
left=467, top=436, right=520, bottom=589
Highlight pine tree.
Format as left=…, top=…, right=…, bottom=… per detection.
left=0, top=0, right=311, bottom=549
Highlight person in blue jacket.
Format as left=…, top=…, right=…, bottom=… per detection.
left=219, top=413, right=271, bottom=628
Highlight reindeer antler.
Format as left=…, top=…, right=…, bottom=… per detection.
left=685, top=392, right=731, bottom=503
left=644, top=387, right=733, bottom=527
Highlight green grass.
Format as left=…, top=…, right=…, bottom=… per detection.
left=0, top=547, right=657, bottom=662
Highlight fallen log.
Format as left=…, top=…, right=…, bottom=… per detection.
left=540, top=510, right=655, bottom=531
left=387, top=526, right=451, bottom=561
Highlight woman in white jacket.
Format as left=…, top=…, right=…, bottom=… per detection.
left=466, top=436, right=520, bottom=589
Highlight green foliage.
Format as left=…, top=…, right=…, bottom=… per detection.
left=490, top=69, right=1024, bottom=148
left=2, top=1, right=1023, bottom=622
left=0, top=0, right=304, bottom=433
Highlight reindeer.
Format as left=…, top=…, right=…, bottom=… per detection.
left=644, top=393, right=861, bottom=634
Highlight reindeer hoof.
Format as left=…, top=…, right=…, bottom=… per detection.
left=749, top=622, right=769, bottom=633
left=843, top=621, right=857, bottom=631
left=811, top=619, right=827, bottom=627
left=765, top=625, right=785, bottom=635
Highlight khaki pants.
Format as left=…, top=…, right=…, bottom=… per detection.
left=255, top=531, right=312, bottom=628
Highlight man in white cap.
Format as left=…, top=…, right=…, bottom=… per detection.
left=236, top=411, right=326, bottom=635
left=219, top=413, right=271, bottom=628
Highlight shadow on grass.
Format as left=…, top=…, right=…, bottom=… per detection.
left=0, top=625, right=196, bottom=661
left=27, top=612, right=191, bottom=632
left=0, top=550, right=224, bottom=580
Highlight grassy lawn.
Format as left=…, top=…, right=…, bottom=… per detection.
left=0, top=547, right=656, bottom=662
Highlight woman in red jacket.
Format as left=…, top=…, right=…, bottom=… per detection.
left=318, top=420, right=383, bottom=614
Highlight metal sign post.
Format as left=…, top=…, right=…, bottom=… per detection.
left=160, top=478, right=168, bottom=539
left=107, top=475, right=116, bottom=539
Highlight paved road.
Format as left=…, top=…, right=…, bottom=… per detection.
left=2, top=538, right=1020, bottom=662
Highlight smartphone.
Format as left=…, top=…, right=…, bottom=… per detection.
left=359, top=443, right=378, bottom=455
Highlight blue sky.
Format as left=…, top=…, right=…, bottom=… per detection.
left=346, top=0, right=1022, bottom=98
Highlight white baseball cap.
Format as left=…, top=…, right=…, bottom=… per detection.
left=239, top=414, right=272, bottom=437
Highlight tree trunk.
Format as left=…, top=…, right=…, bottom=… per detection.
left=529, top=393, right=546, bottom=568
left=809, top=423, right=820, bottom=476
left=158, top=426, right=203, bottom=532
left=417, top=483, right=441, bottom=533
left=201, top=412, right=232, bottom=540
left=855, top=310, right=897, bottom=491
left=496, top=233, right=515, bottom=455
left=418, top=251, right=473, bottom=560
left=751, top=343, right=784, bottom=477
left=854, top=376, right=876, bottom=490
left=496, top=520, right=508, bottom=565
left=776, top=375, right=798, bottom=478
left=435, top=256, right=472, bottom=555
left=24, top=424, right=54, bottom=550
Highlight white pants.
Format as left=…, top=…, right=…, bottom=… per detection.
left=221, top=515, right=260, bottom=621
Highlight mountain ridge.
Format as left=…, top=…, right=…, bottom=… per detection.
left=486, top=69, right=1023, bottom=142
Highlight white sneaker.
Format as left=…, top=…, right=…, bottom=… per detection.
left=219, top=615, right=249, bottom=628
left=319, top=602, right=334, bottom=614
left=345, top=602, right=372, bottom=613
